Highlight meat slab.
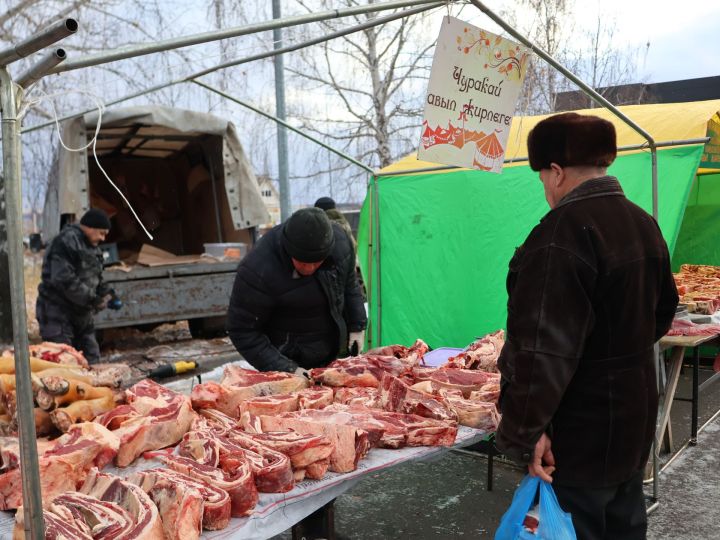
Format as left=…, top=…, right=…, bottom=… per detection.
left=442, top=330, right=504, bottom=371
left=95, top=379, right=195, bottom=467
left=160, top=454, right=258, bottom=517
left=0, top=423, right=119, bottom=510
left=80, top=468, right=164, bottom=540
left=333, top=387, right=382, bottom=408
left=191, top=367, right=309, bottom=417
left=129, top=468, right=231, bottom=531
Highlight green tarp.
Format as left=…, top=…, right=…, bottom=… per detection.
left=359, top=145, right=704, bottom=348
left=672, top=172, right=720, bottom=271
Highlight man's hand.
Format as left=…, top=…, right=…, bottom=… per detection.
left=348, top=331, right=365, bottom=356
left=528, top=433, right=555, bottom=483
left=95, top=294, right=112, bottom=311
left=294, top=367, right=310, bottom=379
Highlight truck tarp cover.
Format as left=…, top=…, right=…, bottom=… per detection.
left=44, top=105, right=269, bottom=239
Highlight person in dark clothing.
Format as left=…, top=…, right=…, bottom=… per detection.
left=314, top=196, right=355, bottom=248
left=227, top=207, right=367, bottom=375
left=495, top=113, right=678, bottom=540
left=37, top=208, right=113, bottom=364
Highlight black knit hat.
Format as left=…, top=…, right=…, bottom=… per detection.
left=527, top=112, right=617, bottom=171
left=314, top=197, right=336, bottom=211
left=282, top=207, right=335, bottom=263
left=80, top=208, right=111, bottom=230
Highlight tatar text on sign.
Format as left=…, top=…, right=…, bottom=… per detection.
left=418, top=16, right=529, bottom=174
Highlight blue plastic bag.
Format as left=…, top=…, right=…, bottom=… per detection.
left=495, top=475, right=576, bottom=540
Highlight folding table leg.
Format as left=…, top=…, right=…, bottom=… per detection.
left=656, top=346, right=684, bottom=455
left=691, top=347, right=700, bottom=445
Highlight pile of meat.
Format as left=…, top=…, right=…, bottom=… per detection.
left=7, top=333, right=504, bottom=539
left=666, top=318, right=720, bottom=337
left=0, top=343, right=129, bottom=436
left=674, top=264, right=720, bottom=314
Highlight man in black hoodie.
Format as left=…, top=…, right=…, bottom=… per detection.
left=227, top=207, right=367, bottom=375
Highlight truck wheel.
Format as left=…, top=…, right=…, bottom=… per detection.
left=188, top=316, right=227, bottom=339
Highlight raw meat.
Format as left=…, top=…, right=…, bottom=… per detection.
left=366, top=339, right=430, bottom=364
left=201, top=409, right=334, bottom=481
left=95, top=379, right=195, bottom=467
left=443, top=330, right=504, bottom=371
left=138, top=478, right=203, bottom=540
left=259, top=414, right=370, bottom=473
left=160, top=454, right=258, bottom=517
left=0, top=423, right=119, bottom=510
left=238, top=393, right=299, bottom=416
left=29, top=342, right=89, bottom=368
left=191, top=367, right=309, bottom=417
left=297, top=386, right=334, bottom=410
left=48, top=491, right=136, bottom=540
left=380, top=373, right=457, bottom=422
left=129, top=468, right=231, bottom=531
left=180, top=428, right=294, bottom=493
left=469, top=381, right=500, bottom=404
left=80, top=468, right=164, bottom=540
left=666, top=318, right=720, bottom=336
left=222, top=365, right=310, bottom=393
left=333, top=387, right=382, bottom=408
left=15, top=502, right=94, bottom=540
left=310, top=355, right=415, bottom=388
left=413, top=368, right=500, bottom=398
left=440, top=392, right=500, bottom=431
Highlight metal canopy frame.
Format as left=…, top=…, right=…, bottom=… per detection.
left=0, top=2, right=442, bottom=538
left=0, top=1, right=708, bottom=537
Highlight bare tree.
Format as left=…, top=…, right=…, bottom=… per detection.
left=284, top=0, right=439, bottom=202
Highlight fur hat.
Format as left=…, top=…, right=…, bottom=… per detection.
left=79, top=208, right=111, bottom=230
left=282, top=207, right=335, bottom=263
left=527, top=112, right=617, bottom=171
left=314, top=197, right=336, bottom=211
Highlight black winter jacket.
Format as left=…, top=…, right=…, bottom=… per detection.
left=495, top=177, right=678, bottom=488
left=227, top=222, right=366, bottom=372
left=38, top=225, right=110, bottom=315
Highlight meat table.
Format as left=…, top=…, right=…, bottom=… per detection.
left=0, top=426, right=487, bottom=540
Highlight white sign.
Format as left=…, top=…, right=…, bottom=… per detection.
left=418, top=16, right=530, bottom=173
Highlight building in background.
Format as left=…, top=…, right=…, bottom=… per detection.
left=554, top=75, right=720, bottom=111
left=257, top=175, right=281, bottom=226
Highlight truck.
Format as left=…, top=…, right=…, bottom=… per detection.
left=42, top=105, right=270, bottom=338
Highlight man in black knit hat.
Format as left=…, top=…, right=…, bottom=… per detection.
left=37, top=208, right=113, bottom=363
left=495, top=113, right=678, bottom=539
left=227, top=207, right=366, bottom=375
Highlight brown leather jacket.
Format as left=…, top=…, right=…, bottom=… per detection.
left=496, top=177, right=678, bottom=488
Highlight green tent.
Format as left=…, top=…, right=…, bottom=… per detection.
left=359, top=100, right=720, bottom=349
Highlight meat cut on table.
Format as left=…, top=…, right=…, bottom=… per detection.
left=129, top=467, right=232, bottom=531
left=0, top=422, right=119, bottom=510
left=442, top=330, right=504, bottom=371
left=95, top=379, right=195, bottom=467
left=79, top=468, right=165, bottom=539
left=333, top=387, right=381, bottom=408
left=379, top=372, right=457, bottom=423
left=191, top=367, right=309, bottom=417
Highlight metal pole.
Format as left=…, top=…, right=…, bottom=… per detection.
left=272, top=0, right=291, bottom=222
left=0, top=18, right=77, bottom=66
left=50, top=0, right=444, bottom=74
left=375, top=138, right=711, bottom=177
left=192, top=80, right=373, bottom=173
left=15, top=48, right=67, bottom=89
left=469, top=0, right=659, bottom=219
left=25, top=3, right=445, bottom=136
left=0, top=67, right=44, bottom=539
left=372, top=174, right=382, bottom=345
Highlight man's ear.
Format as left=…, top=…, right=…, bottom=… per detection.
left=550, top=162, right=564, bottom=186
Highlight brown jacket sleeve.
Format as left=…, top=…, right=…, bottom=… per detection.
left=495, top=244, right=597, bottom=464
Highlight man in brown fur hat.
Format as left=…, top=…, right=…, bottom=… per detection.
left=495, top=113, right=678, bottom=539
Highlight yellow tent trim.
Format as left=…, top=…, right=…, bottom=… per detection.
left=379, top=99, right=720, bottom=176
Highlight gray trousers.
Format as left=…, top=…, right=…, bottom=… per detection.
left=36, top=297, right=100, bottom=363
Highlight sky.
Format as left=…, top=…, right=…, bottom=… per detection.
left=461, top=0, right=720, bottom=84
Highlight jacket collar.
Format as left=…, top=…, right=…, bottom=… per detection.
left=555, top=176, right=624, bottom=209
